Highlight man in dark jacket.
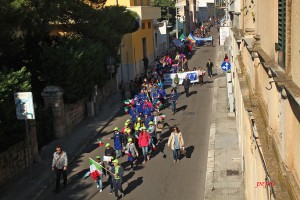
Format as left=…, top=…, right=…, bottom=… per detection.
left=206, top=59, right=214, bottom=78
left=105, top=143, right=116, bottom=160
left=182, top=75, right=191, bottom=97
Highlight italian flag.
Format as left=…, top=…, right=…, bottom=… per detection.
left=124, top=106, right=130, bottom=114
left=124, top=99, right=131, bottom=106
left=89, top=158, right=102, bottom=180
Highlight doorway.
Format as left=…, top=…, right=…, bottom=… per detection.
left=142, top=37, right=147, bottom=59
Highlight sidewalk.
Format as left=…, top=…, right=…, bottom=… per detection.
left=204, top=52, right=245, bottom=197
left=1, top=93, right=122, bottom=200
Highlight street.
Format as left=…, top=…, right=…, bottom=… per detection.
left=38, top=28, right=219, bottom=200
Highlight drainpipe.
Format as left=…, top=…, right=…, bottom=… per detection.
left=248, top=111, right=276, bottom=199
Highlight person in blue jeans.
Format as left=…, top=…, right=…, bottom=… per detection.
left=167, top=126, right=184, bottom=163
left=169, top=88, right=179, bottom=115
left=95, top=156, right=104, bottom=192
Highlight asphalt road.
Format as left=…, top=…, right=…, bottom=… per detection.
left=38, top=27, right=219, bottom=200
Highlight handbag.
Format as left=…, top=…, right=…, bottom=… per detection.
left=127, top=148, right=134, bottom=162
left=180, top=147, right=186, bottom=155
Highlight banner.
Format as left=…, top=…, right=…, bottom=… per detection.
left=163, top=71, right=199, bottom=86
left=188, top=34, right=213, bottom=43
left=220, top=26, right=230, bottom=45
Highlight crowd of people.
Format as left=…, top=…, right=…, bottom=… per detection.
left=93, top=75, right=186, bottom=199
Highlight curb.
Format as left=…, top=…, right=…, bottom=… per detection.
left=204, top=78, right=218, bottom=199
left=32, top=105, right=122, bottom=200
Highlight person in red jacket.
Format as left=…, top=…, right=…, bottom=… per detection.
left=138, top=126, right=151, bottom=163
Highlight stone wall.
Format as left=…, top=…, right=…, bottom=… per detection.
left=95, top=79, right=117, bottom=106
left=0, top=123, right=38, bottom=187
left=65, top=99, right=86, bottom=134
left=42, top=79, right=118, bottom=137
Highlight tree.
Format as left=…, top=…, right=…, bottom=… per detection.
left=0, top=0, right=139, bottom=148
left=151, top=0, right=176, bottom=25
left=0, top=67, right=31, bottom=152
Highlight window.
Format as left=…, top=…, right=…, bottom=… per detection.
left=148, top=22, right=151, bottom=29
left=278, top=0, right=286, bottom=68
left=141, top=22, right=145, bottom=29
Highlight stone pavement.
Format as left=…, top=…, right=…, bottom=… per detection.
left=0, top=92, right=123, bottom=200
left=204, top=41, right=245, bottom=198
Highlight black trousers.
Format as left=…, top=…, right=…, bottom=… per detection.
left=55, top=168, right=67, bottom=190
left=208, top=69, right=213, bottom=77
left=113, top=179, right=124, bottom=197
left=184, top=87, right=189, bottom=97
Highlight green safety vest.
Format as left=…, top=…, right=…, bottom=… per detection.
left=115, top=166, right=120, bottom=179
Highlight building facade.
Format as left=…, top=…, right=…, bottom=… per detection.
left=225, top=0, right=300, bottom=199
left=105, top=0, right=161, bottom=82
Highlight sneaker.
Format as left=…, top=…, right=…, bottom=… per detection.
left=142, top=160, right=146, bottom=164
left=147, top=155, right=150, bottom=160
left=173, top=160, right=176, bottom=164
left=99, top=189, right=103, bottom=192
left=177, top=159, right=180, bottom=163
left=97, top=185, right=99, bottom=188
left=109, top=191, right=113, bottom=194
left=130, top=168, right=134, bottom=171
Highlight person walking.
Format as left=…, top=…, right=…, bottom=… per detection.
left=92, top=156, right=104, bottom=192
left=138, top=126, right=151, bottom=163
left=52, top=145, right=68, bottom=193
left=182, top=75, right=191, bottom=97
left=106, top=158, right=115, bottom=195
left=111, top=159, right=125, bottom=199
left=111, top=127, right=124, bottom=158
left=198, top=67, right=204, bottom=85
left=206, top=59, right=214, bottom=78
left=105, top=143, right=116, bottom=159
left=153, top=111, right=163, bottom=144
left=169, top=88, right=179, bottom=115
left=173, top=74, right=180, bottom=94
left=147, top=121, right=156, bottom=157
left=125, top=138, right=139, bottom=171
left=167, top=126, right=184, bottom=163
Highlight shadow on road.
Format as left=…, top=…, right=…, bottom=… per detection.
left=189, top=91, right=197, bottom=97
left=184, top=145, right=195, bottom=159
left=122, top=171, right=135, bottom=183
left=176, top=105, right=187, bottom=112
left=124, top=177, right=143, bottom=195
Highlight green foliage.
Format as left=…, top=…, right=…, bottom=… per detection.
left=151, top=0, right=176, bottom=25
left=41, top=38, right=109, bottom=103
left=0, top=67, right=31, bottom=152
left=0, top=0, right=139, bottom=148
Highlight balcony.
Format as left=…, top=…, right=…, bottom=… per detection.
left=127, top=6, right=161, bottom=20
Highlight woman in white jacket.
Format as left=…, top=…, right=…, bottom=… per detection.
left=167, top=126, right=184, bottom=163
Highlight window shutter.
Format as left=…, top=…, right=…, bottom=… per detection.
left=278, top=0, right=286, bottom=68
